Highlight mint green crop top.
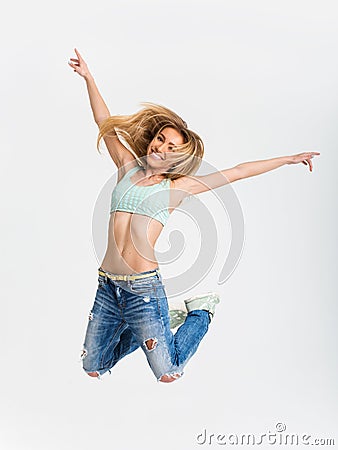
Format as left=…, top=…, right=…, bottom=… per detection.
left=110, top=165, right=171, bottom=226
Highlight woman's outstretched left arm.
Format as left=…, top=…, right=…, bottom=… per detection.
left=178, top=152, right=320, bottom=196
left=236, top=151, right=320, bottom=180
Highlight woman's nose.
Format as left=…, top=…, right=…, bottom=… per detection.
left=158, top=143, right=166, bottom=152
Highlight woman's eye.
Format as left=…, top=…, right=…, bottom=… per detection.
left=157, top=136, right=163, bottom=141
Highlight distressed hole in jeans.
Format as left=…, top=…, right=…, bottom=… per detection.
left=144, top=338, right=158, bottom=351
left=80, top=349, right=88, bottom=360
left=87, top=371, right=100, bottom=378
left=159, top=373, right=182, bottom=383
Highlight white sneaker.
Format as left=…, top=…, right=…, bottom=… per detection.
left=184, top=292, right=221, bottom=318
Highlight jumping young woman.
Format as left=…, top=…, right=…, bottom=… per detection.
left=68, top=48, right=320, bottom=383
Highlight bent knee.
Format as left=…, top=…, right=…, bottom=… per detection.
left=159, top=373, right=181, bottom=383
left=87, top=371, right=100, bottom=377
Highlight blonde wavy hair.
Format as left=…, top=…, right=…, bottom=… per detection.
left=96, top=102, right=204, bottom=181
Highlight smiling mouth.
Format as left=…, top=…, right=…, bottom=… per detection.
left=150, top=149, right=163, bottom=160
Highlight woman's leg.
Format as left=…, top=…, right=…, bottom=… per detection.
left=107, top=326, right=140, bottom=368
left=123, top=275, right=219, bottom=383
left=80, top=274, right=140, bottom=379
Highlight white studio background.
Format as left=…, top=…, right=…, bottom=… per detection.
left=1, top=1, right=337, bottom=449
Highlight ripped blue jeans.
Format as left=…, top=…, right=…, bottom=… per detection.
left=80, top=267, right=210, bottom=382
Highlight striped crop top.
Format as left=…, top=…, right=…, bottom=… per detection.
left=110, top=165, right=171, bottom=226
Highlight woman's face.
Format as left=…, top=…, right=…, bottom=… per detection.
left=146, top=127, right=184, bottom=171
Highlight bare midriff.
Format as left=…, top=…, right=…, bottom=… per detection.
left=100, top=210, right=168, bottom=275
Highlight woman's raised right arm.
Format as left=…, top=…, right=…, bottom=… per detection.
left=68, top=48, right=111, bottom=125
left=68, top=48, right=136, bottom=168
left=84, top=75, right=112, bottom=125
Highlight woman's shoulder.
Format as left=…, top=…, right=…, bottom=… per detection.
left=169, top=175, right=197, bottom=200
left=169, top=175, right=191, bottom=189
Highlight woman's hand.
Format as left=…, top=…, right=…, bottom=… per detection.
left=287, top=151, right=320, bottom=172
left=68, top=48, right=92, bottom=80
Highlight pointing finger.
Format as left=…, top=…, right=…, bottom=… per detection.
left=74, top=48, right=82, bottom=61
